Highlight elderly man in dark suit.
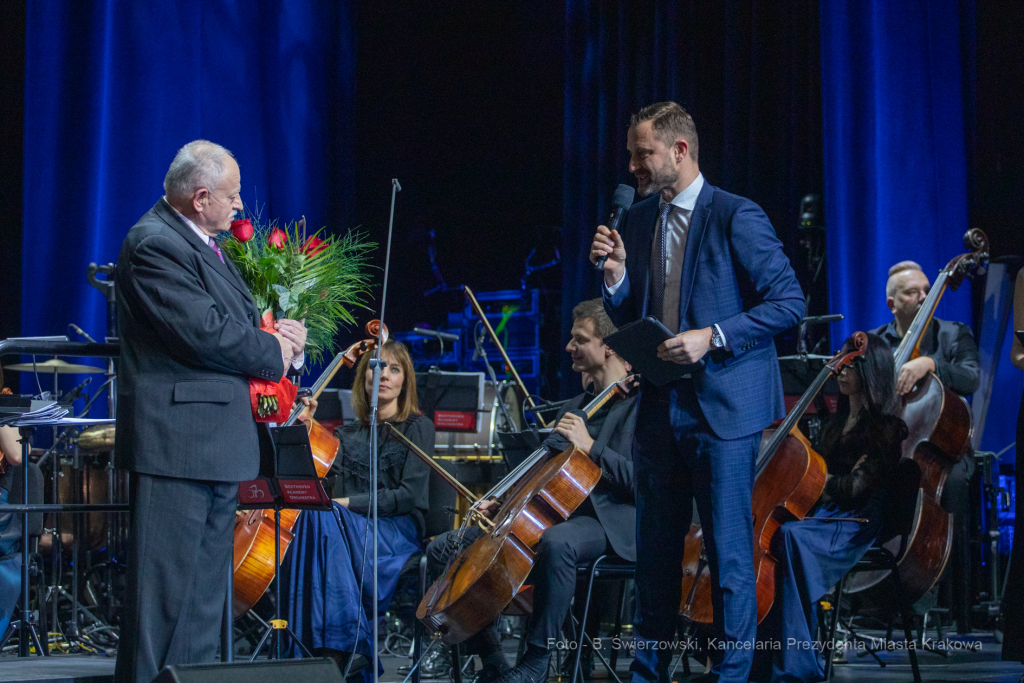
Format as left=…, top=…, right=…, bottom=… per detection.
left=592, top=102, right=804, bottom=683
left=421, top=298, right=637, bottom=683
left=113, top=140, right=306, bottom=683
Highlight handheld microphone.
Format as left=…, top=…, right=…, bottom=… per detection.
left=413, top=327, right=460, bottom=342
left=68, top=323, right=97, bottom=343
left=593, top=184, right=635, bottom=271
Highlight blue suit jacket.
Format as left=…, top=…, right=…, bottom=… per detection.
left=603, top=181, right=805, bottom=440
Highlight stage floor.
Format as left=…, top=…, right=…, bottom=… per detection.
left=0, top=634, right=1021, bottom=683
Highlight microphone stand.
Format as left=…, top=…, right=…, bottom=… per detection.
left=472, top=322, right=519, bottom=438
left=364, top=178, right=400, bottom=683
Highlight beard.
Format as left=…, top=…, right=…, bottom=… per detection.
left=637, top=157, right=681, bottom=197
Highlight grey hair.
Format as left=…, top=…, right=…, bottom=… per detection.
left=163, top=140, right=234, bottom=199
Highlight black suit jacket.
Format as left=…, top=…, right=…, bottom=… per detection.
left=115, top=199, right=284, bottom=482
left=872, top=318, right=980, bottom=397
left=546, top=392, right=638, bottom=562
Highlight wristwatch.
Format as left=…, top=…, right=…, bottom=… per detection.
left=710, top=325, right=725, bottom=350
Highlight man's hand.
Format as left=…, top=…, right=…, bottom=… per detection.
left=553, top=413, right=595, bottom=454
left=896, top=356, right=936, bottom=395
left=274, top=332, right=294, bottom=370
left=275, top=318, right=308, bottom=358
left=297, top=397, right=318, bottom=423
left=590, top=224, right=627, bottom=287
left=657, top=328, right=713, bottom=365
left=477, top=499, right=500, bottom=520
left=333, top=497, right=350, bottom=508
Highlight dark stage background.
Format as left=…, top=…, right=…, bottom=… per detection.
left=0, top=0, right=1021, bottom=456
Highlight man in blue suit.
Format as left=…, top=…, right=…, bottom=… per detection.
left=592, top=102, right=804, bottom=683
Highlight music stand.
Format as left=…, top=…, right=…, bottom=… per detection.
left=238, top=423, right=333, bottom=661
left=416, top=370, right=485, bottom=433
left=496, top=430, right=542, bottom=470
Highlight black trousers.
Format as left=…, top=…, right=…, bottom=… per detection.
left=114, top=474, right=237, bottom=683
left=426, top=515, right=610, bottom=652
left=939, top=453, right=975, bottom=632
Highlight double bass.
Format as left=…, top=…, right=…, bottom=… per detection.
left=680, top=333, right=869, bottom=625
left=232, top=320, right=387, bottom=617
left=417, top=375, right=637, bottom=644
left=845, top=228, right=988, bottom=600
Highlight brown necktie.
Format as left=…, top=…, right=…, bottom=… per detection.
left=650, top=203, right=672, bottom=322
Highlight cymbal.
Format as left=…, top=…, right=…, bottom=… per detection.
left=777, top=354, right=832, bottom=361
left=78, top=425, right=115, bottom=452
left=3, top=359, right=105, bottom=374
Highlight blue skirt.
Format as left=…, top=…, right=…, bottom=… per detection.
left=0, top=489, right=22, bottom=636
left=279, top=503, right=420, bottom=673
left=753, top=502, right=879, bottom=683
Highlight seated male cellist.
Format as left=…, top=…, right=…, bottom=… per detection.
left=422, top=299, right=638, bottom=683
left=872, top=260, right=980, bottom=631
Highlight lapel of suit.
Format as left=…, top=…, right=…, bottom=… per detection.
left=222, top=252, right=262, bottom=325
left=676, top=181, right=714, bottom=329
left=155, top=200, right=259, bottom=314
left=592, top=394, right=628, bottom=454
left=627, top=197, right=660, bottom=318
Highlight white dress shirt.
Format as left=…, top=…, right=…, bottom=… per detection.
left=605, top=173, right=726, bottom=346
left=163, top=197, right=305, bottom=369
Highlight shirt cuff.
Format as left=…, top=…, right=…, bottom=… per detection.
left=604, top=270, right=626, bottom=295
left=291, top=351, right=305, bottom=370
left=713, top=324, right=730, bottom=351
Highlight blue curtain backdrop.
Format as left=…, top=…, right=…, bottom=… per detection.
left=22, top=1, right=356, bottom=352
left=821, top=0, right=971, bottom=344
left=562, top=0, right=823, bottom=396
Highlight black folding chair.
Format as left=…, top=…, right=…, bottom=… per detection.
left=823, top=458, right=923, bottom=683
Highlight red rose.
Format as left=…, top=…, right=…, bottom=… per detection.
left=268, top=227, right=287, bottom=249
left=230, top=218, right=254, bottom=242
left=301, top=235, right=327, bottom=257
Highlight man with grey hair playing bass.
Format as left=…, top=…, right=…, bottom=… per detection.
left=114, top=140, right=306, bottom=683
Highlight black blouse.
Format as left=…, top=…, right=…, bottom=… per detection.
left=817, top=412, right=907, bottom=511
left=328, top=412, right=434, bottom=537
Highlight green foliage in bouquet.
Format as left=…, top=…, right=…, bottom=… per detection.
left=220, top=211, right=376, bottom=367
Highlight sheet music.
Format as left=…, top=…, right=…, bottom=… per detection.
left=0, top=401, right=68, bottom=427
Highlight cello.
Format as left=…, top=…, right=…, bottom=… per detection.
left=844, top=228, right=988, bottom=600
left=416, top=374, right=637, bottom=644
left=232, top=320, right=387, bottom=617
left=679, top=333, right=869, bottom=625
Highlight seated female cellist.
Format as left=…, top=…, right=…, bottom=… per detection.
left=279, top=340, right=433, bottom=678
left=751, top=333, right=908, bottom=683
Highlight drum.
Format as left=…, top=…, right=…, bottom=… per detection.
left=433, top=381, right=521, bottom=459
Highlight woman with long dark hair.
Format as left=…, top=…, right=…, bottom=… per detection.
left=753, top=333, right=908, bottom=683
left=279, top=340, right=432, bottom=679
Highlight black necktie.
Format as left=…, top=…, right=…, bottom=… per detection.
left=650, top=203, right=672, bottom=322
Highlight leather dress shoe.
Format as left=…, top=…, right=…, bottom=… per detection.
left=495, top=653, right=550, bottom=683
left=471, top=661, right=512, bottom=683
left=397, top=645, right=453, bottom=679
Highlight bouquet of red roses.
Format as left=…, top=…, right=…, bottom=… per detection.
left=221, top=211, right=375, bottom=421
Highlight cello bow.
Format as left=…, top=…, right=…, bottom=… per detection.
left=386, top=423, right=478, bottom=504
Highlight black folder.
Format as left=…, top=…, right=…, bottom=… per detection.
left=603, top=316, right=696, bottom=386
